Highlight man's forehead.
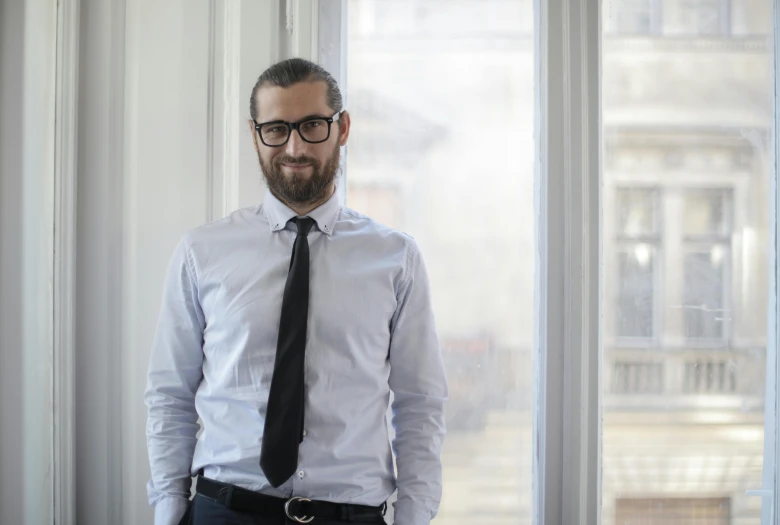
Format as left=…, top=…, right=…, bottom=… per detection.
left=255, top=81, right=332, bottom=121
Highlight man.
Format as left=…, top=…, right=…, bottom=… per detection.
left=145, top=58, right=448, bottom=525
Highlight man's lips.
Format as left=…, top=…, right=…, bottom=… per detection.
left=281, top=163, right=312, bottom=170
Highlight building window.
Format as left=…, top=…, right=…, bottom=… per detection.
left=682, top=189, right=731, bottom=341
left=616, top=187, right=660, bottom=340
left=679, top=0, right=731, bottom=36
left=608, top=0, right=661, bottom=34
left=614, top=187, right=732, bottom=343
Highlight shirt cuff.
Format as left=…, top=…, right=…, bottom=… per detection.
left=154, top=495, right=190, bottom=525
left=392, top=500, right=434, bottom=525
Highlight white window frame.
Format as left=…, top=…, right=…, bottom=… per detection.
left=534, top=0, right=601, bottom=523
left=762, top=3, right=780, bottom=522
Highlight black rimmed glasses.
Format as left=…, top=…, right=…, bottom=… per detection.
left=253, top=111, right=343, bottom=147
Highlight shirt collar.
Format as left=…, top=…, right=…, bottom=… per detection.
left=262, top=188, right=341, bottom=236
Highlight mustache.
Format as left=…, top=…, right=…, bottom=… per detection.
left=274, top=155, right=318, bottom=167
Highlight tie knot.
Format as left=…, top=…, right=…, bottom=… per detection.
left=292, top=217, right=316, bottom=236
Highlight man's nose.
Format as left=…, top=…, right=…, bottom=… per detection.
left=285, top=129, right=307, bottom=156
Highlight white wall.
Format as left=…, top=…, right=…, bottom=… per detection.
left=0, top=0, right=56, bottom=524
left=74, top=1, right=286, bottom=523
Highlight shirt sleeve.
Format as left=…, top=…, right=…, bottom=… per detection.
left=388, top=238, right=448, bottom=525
left=144, top=236, right=205, bottom=525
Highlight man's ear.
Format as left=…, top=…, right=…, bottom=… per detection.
left=338, top=111, right=351, bottom=147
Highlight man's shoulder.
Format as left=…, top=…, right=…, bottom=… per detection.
left=339, top=207, right=415, bottom=244
left=180, top=206, right=263, bottom=250
left=338, top=208, right=423, bottom=266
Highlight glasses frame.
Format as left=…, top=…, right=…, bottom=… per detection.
left=253, top=111, right=343, bottom=148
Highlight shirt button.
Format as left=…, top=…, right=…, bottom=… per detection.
left=298, top=470, right=305, bottom=479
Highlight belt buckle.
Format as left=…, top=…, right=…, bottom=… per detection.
left=285, top=497, right=314, bottom=523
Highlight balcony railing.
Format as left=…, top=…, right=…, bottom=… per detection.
left=604, top=347, right=766, bottom=411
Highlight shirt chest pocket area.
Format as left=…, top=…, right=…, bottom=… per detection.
left=200, top=274, right=285, bottom=396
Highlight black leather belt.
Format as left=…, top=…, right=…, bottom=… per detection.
left=195, top=475, right=387, bottom=523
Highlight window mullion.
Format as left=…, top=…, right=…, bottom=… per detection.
left=761, top=1, right=780, bottom=521
left=534, top=0, right=601, bottom=523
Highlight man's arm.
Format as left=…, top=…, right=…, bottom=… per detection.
left=388, top=238, right=448, bottom=525
left=145, top=237, right=205, bottom=525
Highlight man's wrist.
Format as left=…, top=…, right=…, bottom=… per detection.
left=392, top=499, right=434, bottom=525
left=153, top=495, right=190, bottom=525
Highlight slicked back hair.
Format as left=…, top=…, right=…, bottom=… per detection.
left=249, top=58, right=344, bottom=121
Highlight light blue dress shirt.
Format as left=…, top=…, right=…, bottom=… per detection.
left=145, top=189, right=448, bottom=525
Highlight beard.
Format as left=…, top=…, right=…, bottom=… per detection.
left=259, top=142, right=341, bottom=208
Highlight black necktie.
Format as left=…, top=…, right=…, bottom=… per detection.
left=260, top=217, right=315, bottom=487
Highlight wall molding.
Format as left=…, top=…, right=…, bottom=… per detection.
left=207, top=0, right=242, bottom=220
left=207, top=0, right=219, bottom=221
left=53, top=0, right=80, bottom=523
left=289, top=0, right=319, bottom=60
left=108, top=0, right=128, bottom=523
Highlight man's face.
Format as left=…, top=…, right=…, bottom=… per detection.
left=251, top=81, right=350, bottom=208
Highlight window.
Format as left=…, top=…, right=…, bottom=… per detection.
left=603, top=0, right=771, bottom=518
left=679, top=0, right=730, bottom=36
left=345, top=1, right=535, bottom=522
left=616, top=188, right=660, bottom=340
left=325, top=0, right=776, bottom=521
left=683, top=189, right=731, bottom=341
left=607, top=0, right=734, bottom=36
left=613, top=187, right=733, bottom=344
left=608, top=0, right=662, bottom=34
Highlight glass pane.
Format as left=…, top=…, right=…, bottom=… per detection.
left=610, top=0, right=655, bottom=34
left=616, top=498, right=730, bottom=524
left=347, top=1, right=534, bottom=523
left=617, top=247, right=656, bottom=338
left=684, top=249, right=727, bottom=340
left=603, top=0, right=771, bottom=521
left=618, top=188, right=658, bottom=236
left=684, top=189, right=729, bottom=236
left=680, top=0, right=724, bottom=36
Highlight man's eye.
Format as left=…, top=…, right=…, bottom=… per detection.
left=302, top=121, right=322, bottom=129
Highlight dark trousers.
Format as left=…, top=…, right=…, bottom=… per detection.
left=183, top=493, right=388, bottom=525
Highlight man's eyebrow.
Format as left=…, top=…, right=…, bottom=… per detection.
left=258, top=113, right=332, bottom=124
left=296, top=113, right=331, bottom=121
